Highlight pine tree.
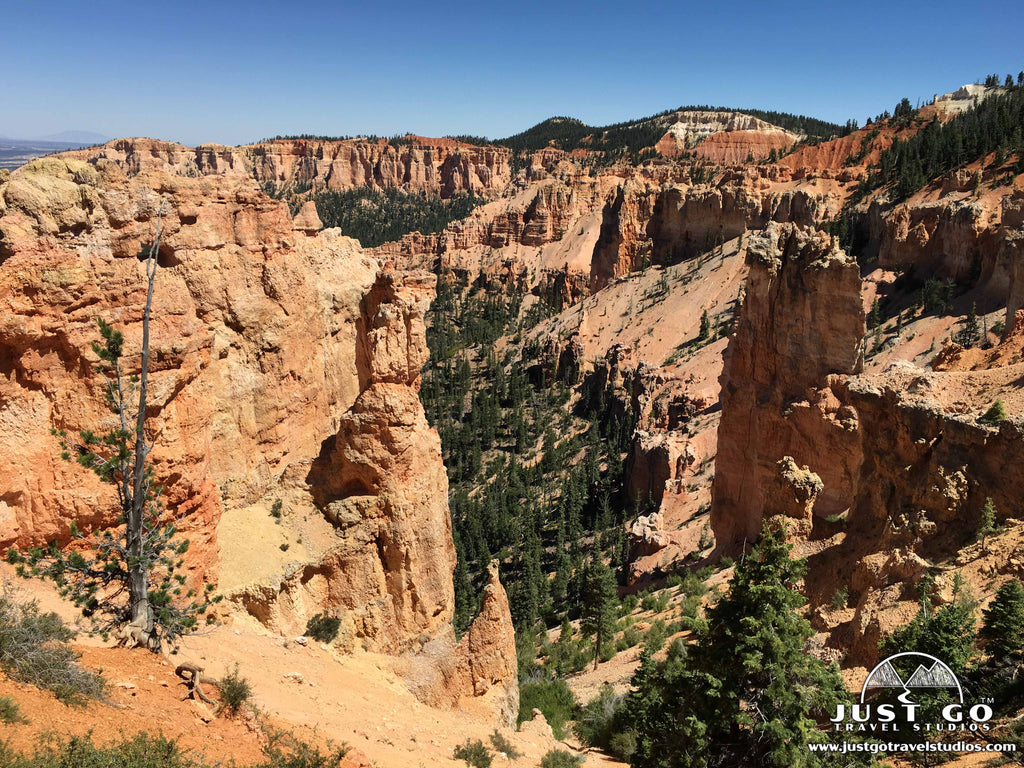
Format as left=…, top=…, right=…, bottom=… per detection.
left=977, top=497, right=996, bottom=551
left=957, top=302, right=980, bottom=347
left=980, top=579, right=1024, bottom=658
left=881, top=576, right=977, bottom=673
left=17, top=205, right=216, bottom=650
left=580, top=557, right=618, bottom=670
left=868, top=298, right=881, bottom=329
left=625, top=521, right=855, bottom=767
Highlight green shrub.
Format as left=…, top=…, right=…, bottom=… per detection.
left=619, top=594, right=639, bottom=615
left=219, top=665, right=252, bottom=716
left=644, top=619, right=667, bottom=652
left=979, top=400, right=1007, bottom=425
left=616, top=625, right=642, bottom=652
left=0, top=590, right=105, bottom=705
left=0, top=695, right=25, bottom=724
left=0, top=728, right=348, bottom=767
left=518, top=674, right=576, bottom=739
left=680, top=571, right=708, bottom=598
left=540, top=748, right=583, bottom=768
left=679, top=594, right=701, bottom=619
left=831, top=586, right=850, bottom=611
left=270, top=499, right=283, bottom=519
left=610, top=731, right=638, bottom=761
left=1, top=731, right=201, bottom=768
left=304, top=613, right=341, bottom=644
left=252, top=728, right=350, bottom=768
left=488, top=730, right=520, bottom=759
left=575, top=684, right=625, bottom=748
left=453, top=738, right=492, bottom=768
left=598, top=638, right=617, bottom=662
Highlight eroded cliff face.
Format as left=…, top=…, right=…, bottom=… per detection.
left=811, top=369, right=1024, bottom=663
left=63, top=136, right=512, bottom=199
left=0, top=156, right=373, bottom=564
left=864, top=189, right=1024, bottom=329
left=0, top=155, right=512, bottom=675
left=709, top=219, right=1024, bottom=665
left=711, top=223, right=865, bottom=546
left=273, top=268, right=458, bottom=653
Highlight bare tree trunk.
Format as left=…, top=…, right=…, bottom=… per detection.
left=127, top=201, right=165, bottom=641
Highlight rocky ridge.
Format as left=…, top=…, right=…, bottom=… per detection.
left=63, top=136, right=513, bottom=198
left=0, top=153, right=516, bottom=714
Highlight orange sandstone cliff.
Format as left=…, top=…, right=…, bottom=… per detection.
left=0, top=152, right=516, bottom=711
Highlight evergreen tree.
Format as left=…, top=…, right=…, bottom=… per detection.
left=980, top=579, right=1024, bottom=658
left=698, top=310, right=710, bottom=341
left=881, top=576, right=977, bottom=673
left=956, top=302, right=980, bottom=347
left=625, top=521, right=855, bottom=767
left=868, top=298, right=881, bottom=329
left=977, top=497, right=996, bottom=550
left=18, top=207, right=216, bottom=650
left=580, top=557, right=618, bottom=669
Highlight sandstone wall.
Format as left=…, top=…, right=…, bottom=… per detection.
left=710, top=223, right=865, bottom=546
left=0, top=156, right=374, bottom=559
left=65, top=137, right=512, bottom=199
left=0, top=154, right=467, bottom=657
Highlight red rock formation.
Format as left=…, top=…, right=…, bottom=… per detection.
left=654, top=111, right=798, bottom=160
left=0, top=156, right=374, bottom=564
left=371, top=178, right=602, bottom=267
left=812, top=371, right=1024, bottom=663
left=0, top=154, right=462, bottom=657
left=711, top=223, right=865, bottom=547
left=455, top=561, right=519, bottom=728
left=694, top=130, right=796, bottom=164
left=286, top=268, right=456, bottom=652
left=64, top=136, right=512, bottom=198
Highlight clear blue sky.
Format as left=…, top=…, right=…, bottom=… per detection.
left=2, top=0, right=1021, bottom=146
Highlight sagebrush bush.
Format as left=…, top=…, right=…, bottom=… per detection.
left=644, top=619, right=667, bottom=652
left=540, top=748, right=583, bottom=768
left=304, top=613, right=341, bottom=644
left=453, top=738, right=492, bottom=768
left=259, top=728, right=350, bottom=768
left=0, top=728, right=349, bottom=767
left=0, top=589, right=104, bottom=705
left=518, top=673, right=576, bottom=739
left=218, top=665, right=252, bottom=715
left=574, top=684, right=624, bottom=749
left=488, top=730, right=520, bottom=759
left=0, top=694, right=25, bottom=724
left=0, top=731, right=199, bottom=768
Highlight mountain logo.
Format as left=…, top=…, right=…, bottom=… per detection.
left=861, top=652, right=962, bottom=704
left=830, top=652, right=992, bottom=731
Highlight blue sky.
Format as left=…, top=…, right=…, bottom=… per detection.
left=2, top=0, right=1021, bottom=146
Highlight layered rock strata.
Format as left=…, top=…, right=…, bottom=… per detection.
left=64, top=136, right=512, bottom=198
left=711, top=223, right=865, bottom=546
left=0, top=155, right=491, bottom=665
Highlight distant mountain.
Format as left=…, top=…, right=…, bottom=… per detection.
left=496, top=106, right=850, bottom=155
left=0, top=133, right=109, bottom=170
left=39, top=130, right=109, bottom=144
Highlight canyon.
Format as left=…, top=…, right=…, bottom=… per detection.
left=1, top=86, right=1023, bottom=765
